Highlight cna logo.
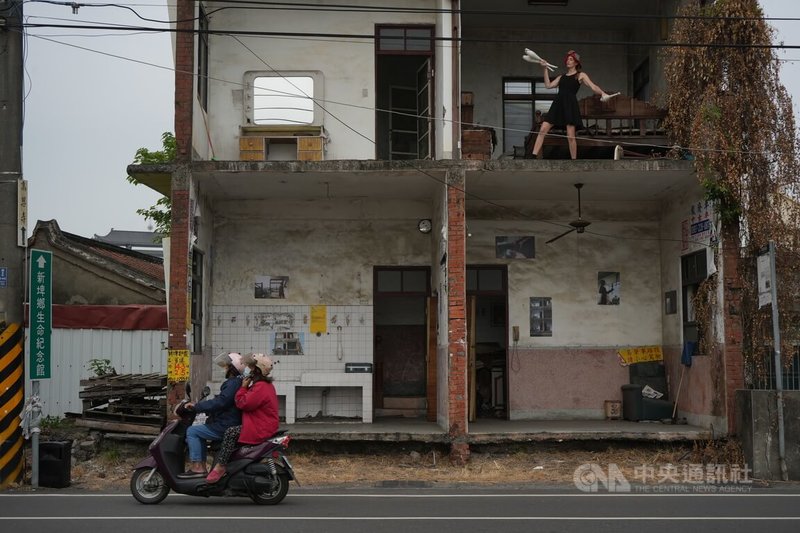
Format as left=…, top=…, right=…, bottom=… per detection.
left=573, top=463, right=631, bottom=493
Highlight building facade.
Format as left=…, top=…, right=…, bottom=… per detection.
left=129, top=0, right=741, bottom=453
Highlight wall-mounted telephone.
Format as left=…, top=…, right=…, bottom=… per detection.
left=512, top=326, right=520, bottom=342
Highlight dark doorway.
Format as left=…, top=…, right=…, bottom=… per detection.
left=373, top=267, right=431, bottom=418
left=467, top=266, right=508, bottom=420
left=375, top=25, right=434, bottom=160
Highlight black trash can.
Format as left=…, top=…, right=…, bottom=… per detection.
left=621, top=384, right=643, bottom=422
left=39, top=440, right=72, bottom=488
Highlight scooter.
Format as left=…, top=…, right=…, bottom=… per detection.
left=130, top=385, right=297, bottom=505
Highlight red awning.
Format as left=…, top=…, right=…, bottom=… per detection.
left=26, top=304, right=167, bottom=330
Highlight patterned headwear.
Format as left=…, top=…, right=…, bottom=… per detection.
left=564, top=50, right=581, bottom=66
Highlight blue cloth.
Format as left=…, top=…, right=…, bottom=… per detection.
left=186, top=423, right=224, bottom=462
left=681, top=341, right=697, bottom=367
left=193, top=376, right=242, bottom=433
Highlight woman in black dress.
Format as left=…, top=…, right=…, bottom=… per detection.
left=531, top=50, right=611, bottom=160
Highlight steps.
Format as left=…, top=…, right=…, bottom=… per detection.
left=375, top=396, right=427, bottom=418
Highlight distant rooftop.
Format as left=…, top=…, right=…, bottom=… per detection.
left=94, top=229, right=163, bottom=258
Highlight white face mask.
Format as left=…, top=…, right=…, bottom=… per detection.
left=242, top=367, right=252, bottom=378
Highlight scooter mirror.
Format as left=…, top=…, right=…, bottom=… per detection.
left=185, top=382, right=192, bottom=398
left=202, top=386, right=211, bottom=399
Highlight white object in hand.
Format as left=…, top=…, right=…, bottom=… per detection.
left=523, top=48, right=557, bottom=71
left=600, top=92, right=621, bottom=102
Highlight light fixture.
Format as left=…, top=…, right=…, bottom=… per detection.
left=418, top=219, right=432, bottom=234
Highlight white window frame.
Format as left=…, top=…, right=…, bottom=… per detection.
left=243, top=70, right=324, bottom=127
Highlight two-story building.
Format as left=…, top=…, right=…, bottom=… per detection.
left=129, top=0, right=742, bottom=457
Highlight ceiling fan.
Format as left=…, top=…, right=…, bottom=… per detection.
left=546, top=183, right=591, bottom=244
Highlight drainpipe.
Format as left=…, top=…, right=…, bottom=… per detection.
left=768, top=240, right=788, bottom=481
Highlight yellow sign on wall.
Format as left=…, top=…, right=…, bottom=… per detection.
left=168, top=349, right=190, bottom=381
left=310, top=305, right=327, bottom=334
left=617, top=345, right=663, bottom=366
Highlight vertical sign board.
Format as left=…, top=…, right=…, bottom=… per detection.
left=0, top=267, right=7, bottom=288
left=757, top=251, right=771, bottom=308
left=28, top=249, right=52, bottom=379
left=18, top=180, right=28, bottom=246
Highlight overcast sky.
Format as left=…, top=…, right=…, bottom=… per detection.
left=20, top=1, right=800, bottom=239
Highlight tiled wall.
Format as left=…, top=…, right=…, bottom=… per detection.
left=210, top=304, right=373, bottom=419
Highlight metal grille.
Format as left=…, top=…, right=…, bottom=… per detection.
left=746, top=347, right=800, bottom=390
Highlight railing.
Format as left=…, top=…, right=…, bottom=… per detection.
left=746, top=347, right=800, bottom=390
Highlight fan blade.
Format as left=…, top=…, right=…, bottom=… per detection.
left=546, top=227, right=577, bottom=244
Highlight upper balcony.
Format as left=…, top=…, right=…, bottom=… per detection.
left=193, top=0, right=675, bottom=164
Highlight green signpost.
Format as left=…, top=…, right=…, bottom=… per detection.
left=28, top=249, right=52, bottom=380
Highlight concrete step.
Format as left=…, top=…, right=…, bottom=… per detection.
left=374, top=408, right=426, bottom=418
left=383, top=396, right=427, bottom=409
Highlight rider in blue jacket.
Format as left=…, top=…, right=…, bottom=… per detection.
left=178, top=352, right=244, bottom=478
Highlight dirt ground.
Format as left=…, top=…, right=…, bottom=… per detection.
left=10, top=421, right=756, bottom=492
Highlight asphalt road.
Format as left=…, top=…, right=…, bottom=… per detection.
left=2, top=486, right=800, bottom=533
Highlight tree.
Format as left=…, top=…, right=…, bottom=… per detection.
left=126, top=132, right=175, bottom=237
left=664, top=0, right=800, bottom=380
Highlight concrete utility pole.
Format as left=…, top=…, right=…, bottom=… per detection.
left=0, top=0, right=27, bottom=489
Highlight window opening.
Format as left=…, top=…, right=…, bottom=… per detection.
left=502, top=78, right=556, bottom=153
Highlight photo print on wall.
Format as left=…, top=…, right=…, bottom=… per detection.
left=495, top=236, right=535, bottom=259
left=597, top=271, right=620, bottom=305
left=254, top=275, right=289, bottom=299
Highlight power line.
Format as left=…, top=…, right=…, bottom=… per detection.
left=14, top=30, right=776, bottom=247
left=15, top=20, right=800, bottom=49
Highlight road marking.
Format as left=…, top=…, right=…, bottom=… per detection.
left=0, top=516, right=799, bottom=521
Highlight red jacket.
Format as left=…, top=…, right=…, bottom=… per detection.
left=234, top=380, right=279, bottom=444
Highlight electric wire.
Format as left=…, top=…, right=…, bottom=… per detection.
left=15, top=12, right=786, bottom=247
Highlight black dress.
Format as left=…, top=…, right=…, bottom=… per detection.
left=543, top=73, right=583, bottom=129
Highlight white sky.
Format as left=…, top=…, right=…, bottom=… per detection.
left=19, top=1, right=800, bottom=238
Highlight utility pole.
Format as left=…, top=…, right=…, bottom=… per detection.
left=0, top=0, right=27, bottom=489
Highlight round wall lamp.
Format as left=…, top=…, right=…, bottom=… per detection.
left=418, top=219, right=432, bottom=234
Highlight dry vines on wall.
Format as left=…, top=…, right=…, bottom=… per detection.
left=663, top=0, right=800, bottom=378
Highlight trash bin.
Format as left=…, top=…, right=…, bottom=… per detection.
left=39, top=440, right=72, bottom=488
left=621, top=384, right=643, bottom=422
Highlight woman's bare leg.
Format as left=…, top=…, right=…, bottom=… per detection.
left=532, top=122, right=553, bottom=158
left=566, top=125, right=578, bottom=159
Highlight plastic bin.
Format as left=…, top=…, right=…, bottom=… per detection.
left=39, top=440, right=72, bottom=488
left=621, top=384, right=643, bottom=422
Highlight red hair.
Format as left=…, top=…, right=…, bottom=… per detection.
left=564, top=50, right=582, bottom=70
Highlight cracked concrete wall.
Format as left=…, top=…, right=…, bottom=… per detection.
left=209, top=198, right=434, bottom=306
left=467, top=200, right=663, bottom=419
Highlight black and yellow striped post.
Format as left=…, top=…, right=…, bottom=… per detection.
left=0, top=322, right=24, bottom=489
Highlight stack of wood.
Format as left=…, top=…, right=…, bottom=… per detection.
left=75, top=373, right=167, bottom=435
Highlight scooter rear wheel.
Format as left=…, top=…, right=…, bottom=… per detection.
left=249, top=473, right=289, bottom=505
left=131, top=467, right=170, bottom=504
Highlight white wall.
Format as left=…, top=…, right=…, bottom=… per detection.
left=202, top=0, right=438, bottom=161
left=467, top=199, right=663, bottom=347
left=26, top=329, right=168, bottom=418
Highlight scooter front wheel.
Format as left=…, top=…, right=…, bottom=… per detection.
left=250, top=473, right=289, bottom=505
left=130, top=467, right=170, bottom=504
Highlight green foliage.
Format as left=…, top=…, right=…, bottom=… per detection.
left=87, top=358, right=114, bottom=377
left=127, top=132, right=175, bottom=236
left=40, top=415, right=65, bottom=429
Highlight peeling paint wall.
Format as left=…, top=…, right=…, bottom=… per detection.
left=207, top=197, right=435, bottom=419
left=204, top=0, right=438, bottom=161
left=467, top=200, right=663, bottom=418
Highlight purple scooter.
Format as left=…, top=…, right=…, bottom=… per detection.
left=130, top=385, right=297, bottom=505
